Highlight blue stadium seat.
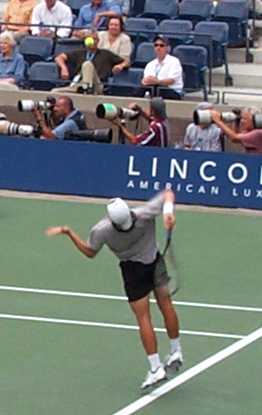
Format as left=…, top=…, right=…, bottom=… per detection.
left=140, top=0, right=178, bottom=22
left=133, top=42, right=155, bottom=68
left=193, top=21, right=233, bottom=85
left=173, top=45, right=208, bottom=100
left=177, top=0, right=213, bottom=27
left=130, top=0, right=146, bottom=16
left=158, top=19, right=193, bottom=47
left=54, top=38, right=85, bottom=56
left=67, top=0, right=89, bottom=16
left=19, top=36, right=54, bottom=66
left=125, top=17, right=157, bottom=44
left=27, top=62, right=70, bottom=91
left=212, top=0, right=249, bottom=47
left=105, top=68, right=147, bottom=97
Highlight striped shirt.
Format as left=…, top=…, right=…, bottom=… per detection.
left=135, top=118, right=170, bottom=147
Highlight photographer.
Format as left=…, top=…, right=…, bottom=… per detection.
left=211, top=107, right=262, bottom=154
left=110, top=97, right=170, bottom=147
left=32, top=96, right=87, bottom=140
left=184, top=102, right=222, bottom=152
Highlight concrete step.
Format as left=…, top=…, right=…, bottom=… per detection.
left=211, top=63, right=262, bottom=88
left=227, top=47, right=262, bottom=64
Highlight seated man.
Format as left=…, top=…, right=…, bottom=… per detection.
left=184, top=102, right=222, bottom=152
left=53, top=31, right=126, bottom=94
left=110, top=97, right=170, bottom=147
left=31, top=0, right=72, bottom=38
left=32, top=96, right=87, bottom=140
left=73, top=0, right=121, bottom=38
left=2, top=0, right=36, bottom=39
left=142, top=35, right=183, bottom=100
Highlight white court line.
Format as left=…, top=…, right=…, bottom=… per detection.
left=0, top=313, right=243, bottom=340
left=0, top=284, right=261, bottom=313
left=112, top=326, right=262, bottom=415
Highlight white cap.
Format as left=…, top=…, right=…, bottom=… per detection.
left=107, top=198, right=133, bottom=231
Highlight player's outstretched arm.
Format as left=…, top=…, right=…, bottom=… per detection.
left=45, top=226, right=97, bottom=258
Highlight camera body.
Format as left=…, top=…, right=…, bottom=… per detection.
left=96, top=103, right=140, bottom=121
left=17, top=96, right=56, bottom=112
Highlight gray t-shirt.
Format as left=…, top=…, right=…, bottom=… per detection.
left=87, top=192, right=166, bottom=264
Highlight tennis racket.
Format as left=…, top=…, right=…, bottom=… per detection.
left=161, top=228, right=180, bottom=296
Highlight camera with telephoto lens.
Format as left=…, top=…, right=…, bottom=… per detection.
left=64, top=128, right=112, bottom=143
left=0, top=119, right=36, bottom=137
left=17, top=96, right=56, bottom=112
left=96, top=103, right=140, bottom=121
left=193, top=109, right=262, bottom=129
left=193, top=110, right=240, bottom=125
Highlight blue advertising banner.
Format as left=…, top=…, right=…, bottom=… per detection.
left=0, top=136, right=261, bottom=209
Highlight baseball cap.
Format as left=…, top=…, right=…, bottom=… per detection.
left=107, top=198, right=133, bottom=231
left=154, top=34, right=169, bottom=45
left=150, top=97, right=167, bottom=119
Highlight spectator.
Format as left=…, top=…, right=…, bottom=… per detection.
left=211, top=107, right=262, bottom=154
left=142, top=34, right=183, bottom=100
left=2, top=0, right=36, bottom=40
left=184, top=102, right=222, bottom=152
left=73, top=0, right=121, bottom=38
left=0, top=31, right=26, bottom=89
left=32, top=96, right=87, bottom=140
left=31, top=0, right=72, bottom=38
left=98, top=16, right=132, bottom=65
left=111, top=97, right=170, bottom=147
left=110, top=0, right=130, bottom=16
left=53, top=31, right=125, bottom=94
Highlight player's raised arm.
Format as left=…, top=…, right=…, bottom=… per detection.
left=45, top=226, right=97, bottom=258
left=162, top=190, right=176, bottom=230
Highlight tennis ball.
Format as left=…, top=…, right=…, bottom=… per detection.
left=84, top=37, right=95, bottom=47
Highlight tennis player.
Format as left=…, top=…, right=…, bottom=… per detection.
left=46, top=190, right=183, bottom=388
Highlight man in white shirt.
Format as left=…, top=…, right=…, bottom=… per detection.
left=31, top=0, right=72, bottom=38
left=142, top=35, right=183, bottom=100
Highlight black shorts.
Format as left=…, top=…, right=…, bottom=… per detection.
left=119, top=253, right=169, bottom=302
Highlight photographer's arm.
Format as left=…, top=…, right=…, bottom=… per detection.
left=33, top=109, right=56, bottom=140
left=211, top=111, right=242, bottom=143
left=111, top=119, right=138, bottom=144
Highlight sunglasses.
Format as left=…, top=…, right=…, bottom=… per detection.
left=154, top=43, right=166, bottom=48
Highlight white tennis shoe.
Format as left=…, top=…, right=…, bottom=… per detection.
left=141, top=365, right=167, bottom=389
left=164, top=350, right=183, bottom=370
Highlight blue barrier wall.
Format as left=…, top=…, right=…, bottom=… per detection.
left=0, top=136, right=261, bottom=209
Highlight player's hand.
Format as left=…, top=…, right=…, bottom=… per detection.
left=45, top=226, right=70, bottom=237
left=163, top=213, right=175, bottom=231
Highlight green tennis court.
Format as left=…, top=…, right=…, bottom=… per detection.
left=0, top=195, right=261, bottom=415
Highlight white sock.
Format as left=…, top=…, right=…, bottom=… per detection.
left=147, top=353, right=161, bottom=372
left=170, top=337, right=181, bottom=354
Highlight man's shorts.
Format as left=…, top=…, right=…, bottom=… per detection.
left=119, top=253, right=170, bottom=302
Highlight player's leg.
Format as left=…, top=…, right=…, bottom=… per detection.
left=130, top=296, right=166, bottom=388
left=154, top=285, right=183, bottom=370
left=129, top=295, right=156, bottom=354
left=119, top=260, right=166, bottom=388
